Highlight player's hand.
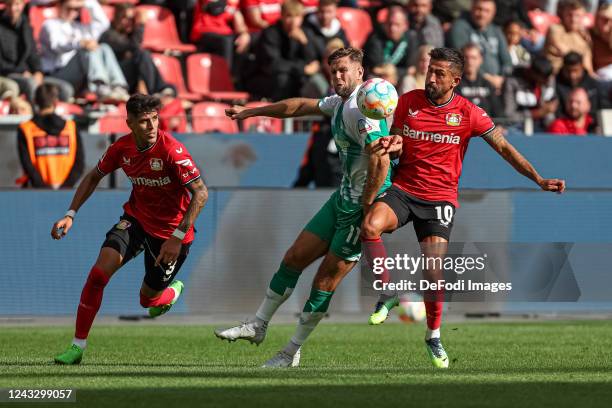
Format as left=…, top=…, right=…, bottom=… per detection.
left=539, top=178, right=566, bottom=194
left=234, top=32, right=250, bottom=54
left=155, top=236, right=182, bottom=266
left=372, top=135, right=403, bottom=155
left=225, top=105, right=250, bottom=120
left=51, top=216, right=73, bottom=240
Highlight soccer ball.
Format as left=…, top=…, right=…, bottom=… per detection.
left=357, top=78, right=399, bottom=120
left=397, top=294, right=426, bottom=323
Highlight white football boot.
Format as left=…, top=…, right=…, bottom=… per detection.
left=214, top=320, right=268, bottom=345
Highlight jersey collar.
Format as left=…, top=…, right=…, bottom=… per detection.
left=135, top=130, right=162, bottom=153
left=426, top=92, right=455, bottom=108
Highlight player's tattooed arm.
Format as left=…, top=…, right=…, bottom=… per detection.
left=177, top=178, right=208, bottom=234
left=362, top=139, right=391, bottom=214
left=482, top=127, right=566, bottom=193
left=225, top=98, right=321, bottom=119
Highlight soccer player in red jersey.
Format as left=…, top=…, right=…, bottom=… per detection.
left=361, top=48, right=565, bottom=368
left=51, top=94, right=208, bottom=365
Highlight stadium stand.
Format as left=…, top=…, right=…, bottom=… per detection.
left=186, top=54, right=249, bottom=102
left=152, top=53, right=201, bottom=101
left=336, top=7, right=372, bottom=48
left=136, top=5, right=196, bottom=54
left=191, top=101, right=239, bottom=133
left=242, top=101, right=283, bottom=133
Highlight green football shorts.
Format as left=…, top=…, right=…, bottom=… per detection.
left=304, top=190, right=363, bottom=262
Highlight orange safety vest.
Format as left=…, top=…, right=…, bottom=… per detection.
left=19, top=119, right=77, bottom=189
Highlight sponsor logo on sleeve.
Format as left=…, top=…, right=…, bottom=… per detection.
left=358, top=118, right=374, bottom=134
left=176, top=158, right=193, bottom=167
left=122, top=156, right=131, bottom=166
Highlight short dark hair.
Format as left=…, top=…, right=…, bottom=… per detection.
left=563, top=51, right=583, bottom=67
left=530, top=55, right=554, bottom=77
left=461, top=42, right=482, bottom=56
left=558, top=0, right=586, bottom=14
left=327, top=47, right=364, bottom=66
left=318, top=0, right=338, bottom=8
left=126, top=94, right=161, bottom=117
left=34, top=83, right=59, bottom=110
left=429, top=47, right=464, bottom=75
left=113, top=3, right=134, bottom=26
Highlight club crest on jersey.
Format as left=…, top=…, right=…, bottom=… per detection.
left=358, top=118, right=373, bottom=134
left=150, top=158, right=163, bottom=171
left=446, top=113, right=462, bottom=126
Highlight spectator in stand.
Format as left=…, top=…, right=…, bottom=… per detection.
left=0, top=0, right=73, bottom=102
left=191, top=0, right=251, bottom=70
left=9, top=96, right=33, bottom=115
left=503, top=55, right=558, bottom=130
left=591, top=3, right=612, bottom=79
left=432, top=0, right=471, bottom=30
left=303, top=0, right=349, bottom=63
left=504, top=20, right=531, bottom=68
left=246, top=0, right=319, bottom=100
left=447, top=0, right=513, bottom=92
left=99, top=3, right=175, bottom=95
left=0, top=77, right=20, bottom=99
left=40, top=0, right=129, bottom=101
left=548, top=87, right=598, bottom=135
left=242, top=0, right=282, bottom=33
left=407, top=0, right=444, bottom=48
left=493, top=0, right=533, bottom=29
left=457, top=43, right=502, bottom=116
left=398, top=44, right=431, bottom=93
left=16, top=83, right=84, bottom=189
left=556, top=51, right=610, bottom=125
left=370, top=63, right=399, bottom=87
left=543, top=0, right=593, bottom=74
left=363, top=5, right=418, bottom=77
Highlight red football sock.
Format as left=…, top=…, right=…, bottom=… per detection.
left=424, top=290, right=444, bottom=330
left=74, top=266, right=110, bottom=340
left=140, top=287, right=176, bottom=308
left=361, top=236, right=390, bottom=283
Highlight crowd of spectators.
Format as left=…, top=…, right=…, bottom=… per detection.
left=0, top=0, right=610, bottom=137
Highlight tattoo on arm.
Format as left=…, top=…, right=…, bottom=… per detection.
left=482, top=127, right=542, bottom=185
left=177, top=178, right=208, bottom=233
left=362, top=140, right=390, bottom=207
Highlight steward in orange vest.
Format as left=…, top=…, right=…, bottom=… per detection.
left=17, top=84, right=84, bottom=188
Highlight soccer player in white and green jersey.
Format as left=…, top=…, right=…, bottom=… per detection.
left=216, top=47, right=396, bottom=367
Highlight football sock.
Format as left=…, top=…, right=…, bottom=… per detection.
left=255, top=263, right=301, bottom=324
left=424, top=289, right=444, bottom=337
left=362, top=236, right=394, bottom=297
left=425, top=328, right=440, bottom=340
left=74, top=266, right=110, bottom=340
left=287, top=288, right=334, bottom=355
left=72, top=337, right=87, bottom=350
left=139, top=287, right=176, bottom=308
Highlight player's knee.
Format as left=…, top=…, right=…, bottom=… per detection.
left=282, top=246, right=307, bottom=271
left=87, top=266, right=111, bottom=288
left=361, top=216, right=385, bottom=239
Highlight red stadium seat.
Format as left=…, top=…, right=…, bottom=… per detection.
left=528, top=9, right=560, bottom=34
left=102, top=5, right=115, bottom=22
left=241, top=101, right=283, bottom=133
left=336, top=7, right=372, bottom=48
left=29, top=5, right=58, bottom=43
left=583, top=13, right=595, bottom=28
left=191, top=102, right=239, bottom=133
left=152, top=53, right=202, bottom=101
left=0, top=100, right=10, bottom=115
left=186, top=53, right=249, bottom=102
left=136, top=5, right=196, bottom=53
left=55, top=102, right=84, bottom=118
left=98, top=104, right=130, bottom=134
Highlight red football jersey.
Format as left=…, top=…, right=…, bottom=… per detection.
left=97, top=130, right=201, bottom=242
left=392, top=90, right=495, bottom=207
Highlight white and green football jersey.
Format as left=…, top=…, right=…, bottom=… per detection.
left=318, top=87, right=392, bottom=207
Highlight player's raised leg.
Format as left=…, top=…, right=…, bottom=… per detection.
left=214, top=229, right=329, bottom=345
left=54, top=247, right=121, bottom=365
left=361, top=201, right=400, bottom=325
left=420, top=235, right=449, bottom=369
left=262, top=251, right=355, bottom=368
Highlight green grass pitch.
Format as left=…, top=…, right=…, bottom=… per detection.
left=1, top=320, right=612, bottom=407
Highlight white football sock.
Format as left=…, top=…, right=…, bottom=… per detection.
left=425, top=328, right=440, bottom=340
left=72, top=337, right=87, bottom=349
left=255, top=287, right=294, bottom=323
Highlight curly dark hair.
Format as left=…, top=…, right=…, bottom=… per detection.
left=429, top=47, right=465, bottom=75
left=126, top=94, right=161, bottom=117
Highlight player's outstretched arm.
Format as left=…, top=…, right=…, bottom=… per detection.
left=51, top=168, right=105, bottom=240
left=362, top=139, right=392, bottom=214
left=225, top=98, right=322, bottom=120
left=155, top=178, right=208, bottom=266
left=482, top=127, right=566, bottom=193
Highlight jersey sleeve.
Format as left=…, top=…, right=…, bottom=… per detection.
left=356, top=116, right=390, bottom=146
left=391, top=93, right=408, bottom=131
left=167, top=142, right=202, bottom=185
left=96, top=141, right=121, bottom=176
left=318, top=95, right=342, bottom=116
left=470, top=105, right=496, bottom=137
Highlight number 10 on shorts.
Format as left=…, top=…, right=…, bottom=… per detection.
left=435, top=205, right=454, bottom=227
